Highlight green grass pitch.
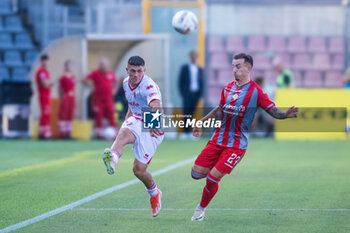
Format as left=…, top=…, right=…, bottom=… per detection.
left=0, top=138, right=349, bottom=233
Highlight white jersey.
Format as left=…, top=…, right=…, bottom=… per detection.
left=123, top=75, right=162, bottom=119
left=121, top=75, right=164, bottom=165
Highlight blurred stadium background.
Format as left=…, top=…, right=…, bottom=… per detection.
left=0, top=0, right=349, bottom=233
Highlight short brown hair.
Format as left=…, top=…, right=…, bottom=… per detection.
left=233, top=53, right=253, bottom=67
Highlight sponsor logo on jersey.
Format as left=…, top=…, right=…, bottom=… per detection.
left=128, top=102, right=140, bottom=107
left=149, top=92, right=157, bottom=97
left=233, top=94, right=238, bottom=100
left=222, top=104, right=246, bottom=116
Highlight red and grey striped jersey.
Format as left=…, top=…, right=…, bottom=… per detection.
left=210, top=80, right=275, bottom=149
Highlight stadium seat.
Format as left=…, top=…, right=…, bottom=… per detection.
left=292, top=70, right=303, bottom=87
left=267, top=36, right=286, bottom=52
left=247, top=35, right=265, bottom=52
left=4, top=16, right=24, bottom=32
left=253, top=53, right=271, bottom=70
left=226, top=36, right=245, bottom=54
left=331, top=54, right=344, bottom=71
left=308, top=36, right=326, bottom=53
left=209, top=53, right=230, bottom=69
left=324, top=71, right=343, bottom=88
left=218, top=68, right=233, bottom=86
left=288, top=36, right=306, bottom=53
left=0, top=1, right=11, bottom=15
left=292, top=53, right=312, bottom=71
left=303, top=71, right=323, bottom=88
left=250, top=69, right=264, bottom=80
left=274, top=53, right=291, bottom=68
left=0, top=67, right=10, bottom=80
left=207, top=69, right=217, bottom=87
left=313, top=53, right=331, bottom=71
left=329, top=37, right=344, bottom=54
left=0, top=17, right=3, bottom=31
left=14, top=33, right=34, bottom=49
left=4, top=51, right=23, bottom=67
left=208, top=36, right=225, bottom=52
left=24, top=50, right=38, bottom=66
left=0, top=33, right=13, bottom=49
left=12, top=67, right=29, bottom=82
left=207, top=87, right=221, bottom=106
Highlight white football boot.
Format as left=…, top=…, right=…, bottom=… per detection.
left=191, top=207, right=205, bottom=221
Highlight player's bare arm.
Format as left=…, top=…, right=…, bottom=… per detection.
left=112, top=78, right=119, bottom=96
left=40, top=78, right=53, bottom=88
left=149, top=99, right=162, bottom=138
left=267, top=106, right=299, bottom=119
left=125, top=107, right=132, bottom=120
left=58, top=85, right=63, bottom=97
left=82, top=78, right=94, bottom=90
left=193, top=106, right=222, bottom=137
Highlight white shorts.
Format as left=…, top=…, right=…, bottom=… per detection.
left=121, top=116, right=164, bottom=164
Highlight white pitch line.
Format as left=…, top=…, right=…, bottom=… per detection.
left=0, top=157, right=195, bottom=233
left=74, top=207, right=350, bottom=212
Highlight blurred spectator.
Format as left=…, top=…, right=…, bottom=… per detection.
left=83, top=58, right=119, bottom=139
left=273, top=57, right=294, bottom=88
left=36, top=54, right=53, bottom=140
left=59, top=60, right=75, bottom=139
left=344, top=69, right=350, bottom=89
left=251, top=76, right=275, bottom=137
left=178, top=51, right=203, bottom=140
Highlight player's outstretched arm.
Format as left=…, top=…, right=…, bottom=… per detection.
left=193, top=106, right=222, bottom=137
left=267, top=106, right=299, bottom=119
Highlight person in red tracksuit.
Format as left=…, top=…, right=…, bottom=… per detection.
left=83, top=58, right=119, bottom=139
left=59, top=60, right=76, bottom=139
left=36, top=54, right=53, bottom=140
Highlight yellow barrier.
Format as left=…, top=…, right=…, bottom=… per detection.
left=31, top=120, right=93, bottom=141
left=71, top=121, right=93, bottom=141
left=275, top=89, right=350, bottom=140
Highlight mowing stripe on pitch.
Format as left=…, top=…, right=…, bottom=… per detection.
left=74, top=207, right=350, bottom=212
left=0, top=157, right=195, bottom=233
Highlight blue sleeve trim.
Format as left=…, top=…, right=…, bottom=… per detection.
left=265, top=103, right=275, bottom=111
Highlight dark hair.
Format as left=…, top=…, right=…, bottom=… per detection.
left=128, top=56, right=145, bottom=66
left=233, top=53, right=253, bottom=67
left=40, top=54, right=49, bottom=61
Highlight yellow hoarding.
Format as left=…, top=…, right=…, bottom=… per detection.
left=275, top=89, right=350, bottom=140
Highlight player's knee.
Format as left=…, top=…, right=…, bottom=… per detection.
left=191, top=167, right=206, bottom=180
left=116, top=129, right=135, bottom=145
left=132, top=165, right=145, bottom=177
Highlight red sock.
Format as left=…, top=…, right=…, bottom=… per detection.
left=199, top=173, right=220, bottom=208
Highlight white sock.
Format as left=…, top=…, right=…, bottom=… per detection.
left=197, top=204, right=206, bottom=211
left=146, top=183, right=158, bottom=197
left=110, top=150, right=120, bottom=168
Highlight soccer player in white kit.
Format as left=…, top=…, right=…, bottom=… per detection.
left=102, top=56, right=164, bottom=217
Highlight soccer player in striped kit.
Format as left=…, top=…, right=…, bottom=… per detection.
left=190, top=53, right=299, bottom=221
